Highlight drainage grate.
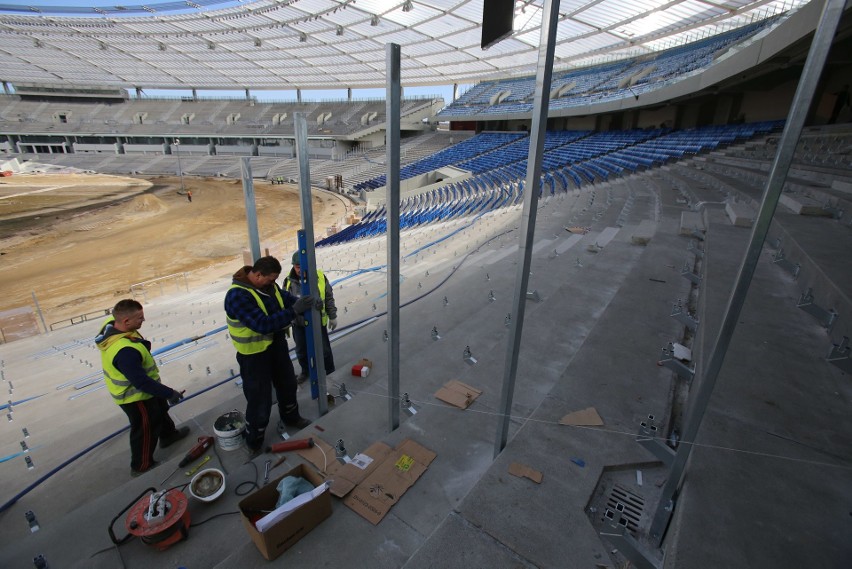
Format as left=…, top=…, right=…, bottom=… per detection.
left=604, top=483, right=644, bottom=535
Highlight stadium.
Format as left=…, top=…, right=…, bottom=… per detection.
left=0, top=0, right=850, bottom=567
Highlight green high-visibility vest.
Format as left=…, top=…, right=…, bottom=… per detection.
left=284, top=269, right=328, bottom=326
left=99, top=317, right=160, bottom=405
left=227, top=283, right=285, bottom=354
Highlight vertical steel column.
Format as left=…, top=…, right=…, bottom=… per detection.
left=239, top=156, right=261, bottom=262
left=386, top=43, right=401, bottom=432
left=494, top=0, right=559, bottom=457
left=294, top=113, right=328, bottom=416
left=649, top=0, right=846, bottom=544
left=31, top=291, right=46, bottom=334
left=174, top=138, right=185, bottom=194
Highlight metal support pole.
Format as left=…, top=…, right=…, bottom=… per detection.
left=649, top=0, right=846, bottom=544
left=494, top=0, right=559, bottom=457
left=293, top=113, right=328, bottom=416
left=386, top=43, right=401, bottom=432
left=31, top=291, right=46, bottom=334
left=239, top=157, right=261, bottom=263
left=174, top=139, right=185, bottom=194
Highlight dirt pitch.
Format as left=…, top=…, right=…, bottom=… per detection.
left=0, top=173, right=347, bottom=336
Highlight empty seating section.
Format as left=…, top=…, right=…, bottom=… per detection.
left=353, top=132, right=525, bottom=190
left=0, top=96, right=436, bottom=138
left=438, top=19, right=774, bottom=118
left=319, top=121, right=784, bottom=247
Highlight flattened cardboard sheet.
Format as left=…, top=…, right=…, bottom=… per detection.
left=343, top=438, right=436, bottom=525
left=559, top=406, right=604, bottom=426
left=508, top=462, right=543, bottom=484
left=296, top=437, right=393, bottom=498
left=435, top=380, right=482, bottom=409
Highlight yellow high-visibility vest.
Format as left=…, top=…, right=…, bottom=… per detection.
left=284, top=269, right=328, bottom=326
left=99, top=317, right=160, bottom=405
left=227, top=283, right=285, bottom=354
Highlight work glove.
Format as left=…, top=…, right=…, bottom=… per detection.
left=292, top=295, right=317, bottom=314
left=328, top=318, right=338, bottom=331
left=168, top=390, right=185, bottom=407
left=293, top=314, right=306, bottom=328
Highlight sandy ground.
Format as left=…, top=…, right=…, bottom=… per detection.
left=0, top=173, right=349, bottom=335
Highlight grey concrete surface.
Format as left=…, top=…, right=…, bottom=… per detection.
left=1, top=151, right=850, bottom=569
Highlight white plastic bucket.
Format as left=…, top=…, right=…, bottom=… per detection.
left=213, top=410, right=245, bottom=451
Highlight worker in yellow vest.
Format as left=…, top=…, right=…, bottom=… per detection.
left=283, top=251, right=337, bottom=384
left=225, top=256, right=320, bottom=454
left=96, top=299, right=189, bottom=477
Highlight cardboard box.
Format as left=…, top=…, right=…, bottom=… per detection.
left=357, top=357, right=373, bottom=369
left=351, top=364, right=370, bottom=377
left=238, top=463, right=332, bottom=561
left=343, top=438, right=436, bottom=525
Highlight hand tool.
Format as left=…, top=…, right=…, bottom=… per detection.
left=161, top=435, right=215, bottom=485
left=263, top=459, right=272, bottom=485
left=185, top=455, right=211, bottom=476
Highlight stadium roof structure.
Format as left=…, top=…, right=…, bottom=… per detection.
left=0, top=0, right=811, bottom=91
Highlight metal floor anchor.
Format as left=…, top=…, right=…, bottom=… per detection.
left=658, top=343, right=694, bottom=381
left=826, top=336, right=852, bottom=374
left=797, top=288, right=838, bottom=331
left=771, top=248, right=800, bottom=279
left=670, top=299, right=699, bottom=331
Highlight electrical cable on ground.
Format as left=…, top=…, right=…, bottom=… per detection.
left=235, top=460, right=260, bottom=496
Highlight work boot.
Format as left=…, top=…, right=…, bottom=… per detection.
left=296, top=371, right=308, bottom=385
left=130, top=461, right=160, bottom=478
left=284, top=416, right=311, bottom=430
left=159, top=426, right=190, bottom=448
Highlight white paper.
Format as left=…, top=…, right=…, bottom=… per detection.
left=350, top=453, right=374, bottom=470
left=255, top=482, right=329, bottom=532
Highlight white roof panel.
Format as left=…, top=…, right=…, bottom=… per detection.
left=0, top=0, right=805, bottom=90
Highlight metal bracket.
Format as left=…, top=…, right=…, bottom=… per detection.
left=771, top=248, right=800, bottom=279
left=670, top=299, right=699, bottom=331
left=600, top=510, right=663, bottom=569
left=680, top=260, right=701, bottom=285
left=797, top=288, right=838, bottom=331
left=636, top=414, right=675, bottom=467
left=401, top=392, right=417, bottom=416
left=463, top=346, right=477, bottom=366
left=826, top=336, right=852, bottom=374
left=687, top=239, right=704, bottom=259
left=526, top=290, right=541, bottom=302
left=335, top=439, right=350, bottom=464
left=658, top=343, right=695, bottom=381
left=338, top=382, right=352, bottom=401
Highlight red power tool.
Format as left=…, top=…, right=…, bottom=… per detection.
left=180, top=436, right=215, bottom=467
left=266, top=438, right=314, bottom=454
left=161, top=436, right=215, bottom=485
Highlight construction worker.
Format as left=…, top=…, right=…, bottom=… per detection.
left=283, top=251, right=337, bottom=384
left=96, top=299, right=189, bottom=477
left=225, top=256, right=319, bottom=453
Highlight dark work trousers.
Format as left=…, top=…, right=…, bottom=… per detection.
left=292, top=324, right=335, bottom=376
left=236, top=332, right=299, bottom=450
left=119, top=397, right=177, bottom=472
